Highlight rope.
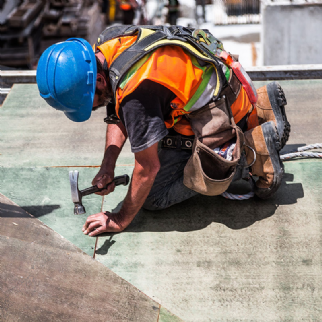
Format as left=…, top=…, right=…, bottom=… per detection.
left=292, top=143, right=322, bottom=152
left=221, top=191, right=255, bottom=200
left=221, top=176, right=255, bottom=201
left=280, top=143, right=322, bottom=161
left=221, top=143, right=322, bottom=201
left=281, top=151, right=322, bottom=160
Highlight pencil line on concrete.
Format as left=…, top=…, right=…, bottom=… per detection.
left=93, top=237, right=98, bottom=259
left=156, top=304, right=161, bottom=322
left=92, top=195, right=105, bottom=259
left=49, top=164, right=134, bottom=168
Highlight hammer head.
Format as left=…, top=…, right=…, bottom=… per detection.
left=69, top=170, right=86, bottom=215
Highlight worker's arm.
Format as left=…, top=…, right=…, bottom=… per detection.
left=92, top=122, right=128, bottom=195
left=83, top=142, right=160, bottom=235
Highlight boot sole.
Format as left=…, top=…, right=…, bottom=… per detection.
left=266, top=82, right=291, bottom=151
left=255, top=121, right=284, bottom=199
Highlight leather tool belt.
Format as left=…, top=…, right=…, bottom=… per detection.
left=161, top=134, right=194, bottom=150
left=183, top=72, right=246, bottom=196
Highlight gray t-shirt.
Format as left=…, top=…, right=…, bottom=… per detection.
left=119, top=80, right=176, bottom=153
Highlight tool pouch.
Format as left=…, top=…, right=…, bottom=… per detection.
left=183, top=96, right=244, bottom=196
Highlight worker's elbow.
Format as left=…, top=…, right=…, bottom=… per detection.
left=136, top=159, right=160, bottom=179
left=134, top=145, right=161, bottom=179
left=151, top=160, right=161, bottom=176
left=145, top=160, right=160, bottom=177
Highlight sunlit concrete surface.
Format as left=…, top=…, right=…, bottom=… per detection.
left=0, top=81, right=321, bottom=321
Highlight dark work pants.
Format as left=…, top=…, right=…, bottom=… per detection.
left=142, top=147, right=198, bottom=211
left=142, top=114, right=249, bottom=210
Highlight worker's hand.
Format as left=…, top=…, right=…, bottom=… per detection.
left=82, top=211, right=124, bottom=236
left=92, top=166, right=115, bottom=196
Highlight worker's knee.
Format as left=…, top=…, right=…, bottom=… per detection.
left=142, top=195, right=167, bottom=211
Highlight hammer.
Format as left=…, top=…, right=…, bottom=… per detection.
left=69, top=170, right=129, bottom=215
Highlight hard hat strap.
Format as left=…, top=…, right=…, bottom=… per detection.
left=104, top=102, right=120, bottom=124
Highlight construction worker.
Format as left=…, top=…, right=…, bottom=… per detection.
left=166, top=0, right=180, bottom=25
left=118, top=0, right=138, bottom=24
left=36, top=26, right=290, bottom=236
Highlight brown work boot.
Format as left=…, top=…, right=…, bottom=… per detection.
left=244, top=121, right=284, bottom=199
left=256, top=82, right=290, bottom=150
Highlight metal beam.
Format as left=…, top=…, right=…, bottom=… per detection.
left=2, top=64, right=322, bottom=85
left=246, top=64, right=322, bottom=81
left=0, top=70, right=37, bottom=88
left=0, top=71, right=37, bottom=104
left=1, top=65, right=322, bottom=104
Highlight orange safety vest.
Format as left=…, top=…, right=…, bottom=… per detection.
left=97, top=35, right=256, bottom=136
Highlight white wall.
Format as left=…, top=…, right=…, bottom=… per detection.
left=262, top=3, right=322, bottom=65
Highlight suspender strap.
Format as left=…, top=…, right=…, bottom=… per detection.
left=109, top=31, right=167, bottom=93
left=220, top=72, right=241, bottom=109
left=96, top=25, right=137, bottom=46
left=98, top=25, right=226, bottom=102
left=96, top=25, right=165, bottom=47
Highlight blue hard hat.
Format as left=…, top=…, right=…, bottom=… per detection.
left=36, top=38, right=97, bottom=122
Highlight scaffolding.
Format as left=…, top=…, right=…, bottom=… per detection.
left=0, top=0, right=103, bottom=68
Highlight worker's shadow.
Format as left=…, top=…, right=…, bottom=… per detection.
left=121, top=171, right=304, bottom=233
left=0, top=203, right=60, bottom=218
left=95, top=236, right=116, bottom=255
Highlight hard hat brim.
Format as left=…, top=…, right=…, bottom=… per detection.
left=64, top=107, right=92, bottom=122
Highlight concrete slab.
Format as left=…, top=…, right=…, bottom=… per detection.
left=0, top=193, right=81, bottom=253
left=0, top=236, right=163, bottom=322
left=0, top=193, right=181, bottom=321
left=0, top=80, right=321, bottom=321
left=0, top=167, right=104, bottom=256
